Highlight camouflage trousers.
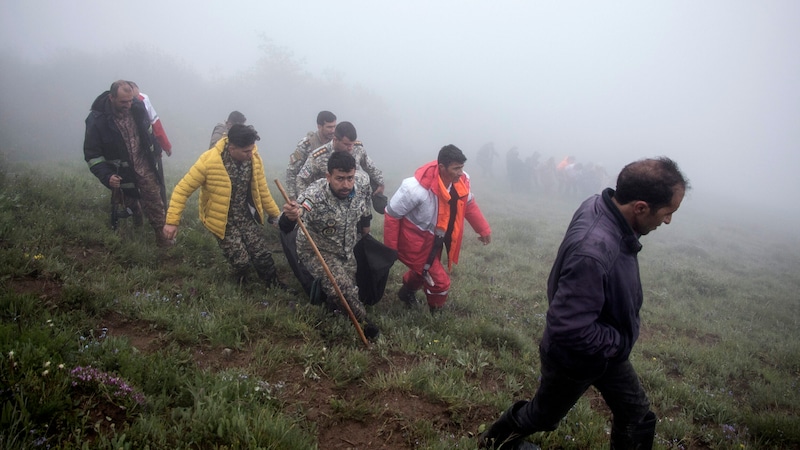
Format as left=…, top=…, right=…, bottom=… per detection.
left=300, top=251, right=366, bottom=321
left=217, top=218, right=277, bottom=284
left=124, top=167, right=165, bottom=229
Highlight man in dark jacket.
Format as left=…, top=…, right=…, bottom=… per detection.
left=480, top=157, right=690, bottom=450
left=84, top=80, right=171, bottom=247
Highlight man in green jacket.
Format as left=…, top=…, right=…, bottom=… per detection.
left=164, top=124, right=289, bottom=289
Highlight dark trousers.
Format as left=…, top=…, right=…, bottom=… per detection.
left=279, top=228, right=314, bottom=295
left=515, top=347, right=652, bottom=434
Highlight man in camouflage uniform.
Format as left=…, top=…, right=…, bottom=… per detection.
left=296, top=121, right=385, bottom=207
left=164, top=125, right=290, bottom=290
left=280, top=151, right=380, bottom=340
left=209, top=111, right=247, bottom=149
left=280, top=111, right=337, bottom=295
left=285, top=110, right=337, bottom=199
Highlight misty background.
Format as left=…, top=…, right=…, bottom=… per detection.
left=1, top=0, right=799, bottom=229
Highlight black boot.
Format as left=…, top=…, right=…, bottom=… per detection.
left=610, top=411, right=657, bottom=450
left=479, top=401, right=540, bottom=449
left=233, top=269, right=249, bottom=287
left=256, top=261, right=296, bottom=294
left=397, top=284, right=419, bottom=307
left=362, top=319, right=380, bottom=341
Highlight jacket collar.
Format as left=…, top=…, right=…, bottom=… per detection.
left=602, top=188, right=642, bottom=253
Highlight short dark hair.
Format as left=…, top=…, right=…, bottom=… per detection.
left=317, top=111, right=336, bottom=126
left=109, top=80, right=133, bottom=97
left=227, top=111, right=247, bottom=125
left=438, top=144, right=467, bottom=167
left=334, top=121, right=357, bottom=141
left=328, top=150, right=357, bottom=174
left=227, top=124, right=260, bottom=147
left=615, top=157, right=690, bottom=210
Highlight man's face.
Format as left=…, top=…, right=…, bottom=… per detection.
left=318, top=121, right=336, bottom=141
left=633, top=187, right=685, bottom=235
left=110, top=89, right=134, bottom=115
left=228, top=143, right=255, bottom=162
left=326, top=168, right=356, bottom=199
left=333, top=136, right=355, bottom=153
left=438, top=162, right=465, bottom=185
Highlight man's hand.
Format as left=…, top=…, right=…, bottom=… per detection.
left=373, top=184, right=385, bottom=196
left=283, top=200, right=301, bottom=221
left=109, top=174, right=122, bottom=188
left=163, top=224, right=178, bottom=240
left=478, top=234, right=491, bottom=245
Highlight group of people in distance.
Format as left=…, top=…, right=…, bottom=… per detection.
left=83, top=80, right=690, bottom=449
left=478, top=143, right=614, bottom=202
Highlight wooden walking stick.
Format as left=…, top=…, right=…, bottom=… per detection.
left=274, top=179, right=370, bottom=347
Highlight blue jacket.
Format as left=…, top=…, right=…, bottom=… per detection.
left=542, top=188, right=643, bottom=373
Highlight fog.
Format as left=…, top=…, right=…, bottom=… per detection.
left=1, top=0, right=799, bottom=227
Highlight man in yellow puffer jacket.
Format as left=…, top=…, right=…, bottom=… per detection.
left=164, top=124, right=289, bottom=288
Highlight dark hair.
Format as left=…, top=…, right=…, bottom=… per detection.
left=109, top=80, right=133, bottom=97
left=615, top=157, right=690, bottom=210
left=317, top=110, right=336, bottom=126
left=334, top=121, right=357, bottom=141
left=227, top=111, right=247, bottom=125
left=328, top=150, right=357, bottom=174
left=126, top=80, right=139, bottom=89
left=438, top=144, right=467, bottom=167
left=227, top=124, right=260, bottom=147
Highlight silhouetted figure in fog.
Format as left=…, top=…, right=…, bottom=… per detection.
left=83, top=80, right=171, bottom=247
left=524, top=151, right=541, bottom=192
left=476, top=142, right=499, bottom=177
left=210, top=110, right=247, bottom=149
left=480, top=157, right=690, bottom=450
left=576, top=162, right=608, bottom=199
left=538, top=157, right=557, bottom=194
left=506, top=146, right=527, bottom=191
left=556, top=155, right=577, bottom=198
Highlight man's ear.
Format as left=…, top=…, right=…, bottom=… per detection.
left=633, top=200, right=650, bottom=215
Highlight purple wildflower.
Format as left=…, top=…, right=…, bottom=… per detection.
left=70, top=366, right=145, bottom=405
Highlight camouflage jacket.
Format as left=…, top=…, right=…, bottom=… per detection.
left=295, top=140, right=384, bottom=195
left=285, top=130, right=328, bottom=199
left=296, top=177, right=372, bottom=261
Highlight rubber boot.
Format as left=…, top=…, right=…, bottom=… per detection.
left=610, top=411, right=657, bottom=450
left=479, top=401, right=540, bottom=449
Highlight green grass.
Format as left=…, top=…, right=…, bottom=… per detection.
left=1, top=160, right=799, bottom=449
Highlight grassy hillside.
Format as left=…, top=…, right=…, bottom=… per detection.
left=1, top=160, right=798, bottom=449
